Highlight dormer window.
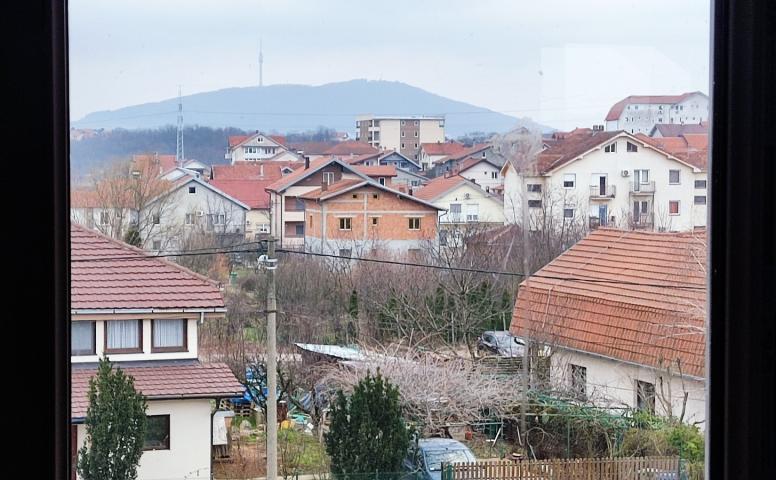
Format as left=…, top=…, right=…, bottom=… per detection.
left=105, top=319, right=143, bottom=354
left=71, top=321, right=96, bottom=356
left=152, top=319, right=187, bottom=353
left=604, top=142, right=617, bottom=153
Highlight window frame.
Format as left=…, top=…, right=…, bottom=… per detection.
left=71, top=321, right=96, bottom=356
left=104, top=319, right=143, bottom=354
left=563, top=174, right=576, bottom=189
left=635, top=380, right=656, bottom=413
left=669, top=169, right=681, bottom=184
left=150, top=319, right=188, bottom=353
left=339, top=217, right=352, bottom=231
left=669, top=200, right=680, bottom=215
left=408, top=217, right=421, bottom=230
left=143, top=415, right=171, bottom=451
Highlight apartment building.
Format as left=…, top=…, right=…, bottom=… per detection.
left=300, top=179, right=443, bottom=257
left=355, top=115, right=445, bottom=160
left=604, top=92, right=709, bottom=134
left=501, top=129, right=708, bottom=232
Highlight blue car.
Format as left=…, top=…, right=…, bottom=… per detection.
left=403, top=438, right=476, bottom=480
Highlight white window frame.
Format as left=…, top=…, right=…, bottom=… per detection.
left=669, top=169, right=681, bottom=185
left=669, top=200, right=680, bottom=216
left=185, top=213, right=194, bottom=225
left=408, top=217, right=421, bottom=230
left=322, top=172, right=334, bottom=185
left=339, top=217, right=352, bottom=231
left=563, top=174, right=576, bottom=189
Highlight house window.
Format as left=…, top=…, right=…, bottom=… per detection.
left=695, top=180, right=707, bottom=189
left=185, top=213, right=194, bottom=225
left=408, top=217, right=421, bottom=230
left=401, top=131, right=405, bottom=138
left=105, top=319, right=142, bottom=353
left=371, top=217, right=378, bottom=226
left=379, top=177, right=386, bottom=185
left=401, top=143, right=405, bottom=149
left=604, top=142, right=617, bottom=153
left=352, top=194, right=358, bottom=199
left=563, top=206, right=575, bottom=219
left=152, top=319, right=186, bottom=352
left=635, top=169, right=650, bottom=184
left=71, top=321, right=96, bottom=356
left=563, top=174, right=576, bottom=188
left=339, top=249, right=352, bottom=258
left=414, top=120, right=419, bottom=126
left=259, top=224, right=270, bottom=234
left=569, top=364, right=587, bottom=400
left=143, top=415, right=170, bottom=451
left=188, top=186, right=196, bottom=194
left=99, top=211, right=110, bottom=225
left=669, top=200, right=680, bottom=215
left=322, top=172, right=334, bottom=185
left=152, top=214, right=160, bottom=225
left=414, top=131, right=418, bottom=137
left=669, top=170, right=681, bottom=184
left=491, top=171, right=498, bottom=179
left=636, top=380, right=656, bottom=413
left=211, top=213, right=225, bottom=225
left=527, top=184, right=542, bottom=193
left=152, top=240, right=161, bottom=250
left=372, top=193, right=379, bottom=199
left=295, top=224, right=304, bottom=236
left=466, top=204, right=479, bottom=222
left=627, top=142, right=638, bottom=152
left=295, top=198, right=305, bottom=210
left=528, top=200, right=542, bottom=208
left=339, top=218, right=352, bottom=230
left=414, top=144, right=418, bottom=149
left=309, top=215, right=313, bottom=228
left=401, top=120, right=406, bottom=126
left=694, top=195, right=707, bottom=205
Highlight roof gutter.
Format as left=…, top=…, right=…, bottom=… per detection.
left=71, top=307, right=227, bottom=315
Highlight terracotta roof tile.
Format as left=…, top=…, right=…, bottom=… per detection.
left=323, top=141, right=379, bottom=156
left=298, top=179, right=366, bottom=200
left=228, top=135, right=250, bottom=148
left=211, top=162, right=300, bottom=181
left=354, top=165, right=397, bottom=177
left=71, top=224, right=225, bottom=311
left=530, top=131, right=620, bottom=173
left=71, top=361, right=243, bottom=418
left=412, top=174, right=469, bottom=201
left=208, top=179, right=274, bottom=209
left=651, top=123, right=708, bottom=137
left=510, top=228, right=707, bottom=378
left=421, top=142, right=468, bottom=156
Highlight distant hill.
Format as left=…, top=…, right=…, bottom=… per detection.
left=73, top=79, right=553, bottom=137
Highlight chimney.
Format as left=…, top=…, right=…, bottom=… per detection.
left=260, top=164, right=264, bottom=177
left=305, top=157, right=310, bottom=169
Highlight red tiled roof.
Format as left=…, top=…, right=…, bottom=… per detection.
left=209, top=179, right=273, bottom=209
left=265, top=156, right=358, bottom=193
left=71, top=361, right=243, bottom=418
left=354, top=165, right=397, bottom=177
left=651, top=123, right=708, bottom=137
left=298, top=179, right=366, bottom=200
left=530, top=131, right=620, bottom=174
left=412, top=174, right=469, bottom=201
left=344, top=152, right=382, bottom=165
left=455, top=156, right=499, bottom=174
left=228, top=135, right=250, bottom=148
left=510, top=228, right=707, bottom=378
left=288, top=141, right=338, bottom=155
left=133, top=154, right=177, bottom=174
left=605, top=92, right=703, bottom=121
left=270, top=135, right=287, bottom=147
left=71, top=224, right=225, bottom=311
left=211, top=162, right=299, bottom=181
left=635, top=134, right=708, bottom=170
left=323, top=141, right=379, bottom=155
left=421, top=141, right=468, bottom=156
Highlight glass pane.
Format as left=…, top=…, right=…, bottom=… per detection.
left=71, top=321, right=94, bottom=355
left=107, top=320, right=140, bottom=350
left=153, top=319, right=184, bottom=348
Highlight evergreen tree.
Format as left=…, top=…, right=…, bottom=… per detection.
left=325, top=372, right=410, bottom=477
left=77, top=357, right=148, bottom=480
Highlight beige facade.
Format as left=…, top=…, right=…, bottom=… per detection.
left=356, top=115, right=445, bottom=160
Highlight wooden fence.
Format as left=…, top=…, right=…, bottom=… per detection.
left=444, top=456, right=681, bottom=480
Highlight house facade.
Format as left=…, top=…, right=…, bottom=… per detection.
left=226, top=132, right=299, bottom=164
left=70, top=224, right=243, bottom=480
left=355, top=115, right=445, bottom=160
left=510, top=228, right=707, bottom=427
left=501, top=130, right=708, bottom=232
left=604, top=92, right=709, bottom=135
left=300, top=179, right=443, bottom=257
left=418, top=141, right=468, bottom=171
left=455, top=157, right=504, bottom=193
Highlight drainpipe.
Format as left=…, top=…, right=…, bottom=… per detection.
left=210, top=399, right=219, bottom=480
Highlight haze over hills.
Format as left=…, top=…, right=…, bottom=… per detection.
left=73, top=79, right=553, bottom=137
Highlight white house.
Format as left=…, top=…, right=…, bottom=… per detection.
left=501, top=130, right=708, bottom=232
left=510, top=228, right=707, bottom=428
left=455, top=157, right=503, bottom=193
left=70, top=224, right=243, bottom=480
left=226, top=132, right=300, bottom=164
left=605, top=92, right=709, bottom=135
left=418, top=141, right=468, bottom=171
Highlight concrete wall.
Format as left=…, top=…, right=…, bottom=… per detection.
left=430, top=182, right=505, bottom=225
left=76, top=399, right=214, bottom=480
left=549, top=348, right=706, bottom=428
left=460, top=162, right=503, bottom=192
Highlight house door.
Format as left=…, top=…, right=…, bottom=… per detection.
left=633, top=201, right=641, bottom=223
left=598, top=205, right=608, bottom=226
left=598, top=175, right=607, bottom=195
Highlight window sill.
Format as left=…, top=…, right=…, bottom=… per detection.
left=151, top=347, right=188, bottom=353
left=104, top=348, right=144, bottom=355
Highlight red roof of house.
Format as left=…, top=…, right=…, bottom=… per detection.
left=265, top=156, right=352, bottom=193
left=455, top=156, right=499, bottom=174
left=209, top=179, right=273, bottom=209
left=412, top=174, right=469, bottom=201
left=228, top=135, right=250, bottom=148
left=635, top=134, right=708, bottom=170
left=298, top=179, right=366, bottom=200
left=651, top=123, right=708, bottom=137
left=323, top=141, right=379, bottom=156
left=530, top=131, right=620, bottom=173
left=211, top=162, right=300, bottom=181
left=354, top=165, right=397, bottom=177
left=344, top=152, right=382, bottom=165
left=133, top=154, right=177, bottom=174
left=71, top=361, right=243, bottom=419
left=510, top=228, right=707, bottom=378
left=421, top=141, right=468, bottom=156
left=71, top=224, right=225, bottom=311
left=605, top=92, right=703, bottom=121
left=288, top=141, right=338, bottom=155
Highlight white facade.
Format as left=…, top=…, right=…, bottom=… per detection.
left=75, top=399, right=214, bottom=480
left=605, top=93, right=709, bottom=135
left=427, top=181, right=505, bottom=226
left=144, top=178, right=249, bottom=252
left=502, top=134, right=707, bottom=231
left=549, top=348, right=706, bottom=428
left=227, top=133, right=290, bottom=163
left=458, top=160, right=503, bottom=193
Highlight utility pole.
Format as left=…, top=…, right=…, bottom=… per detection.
left=260, top=237, right=278, bottom=480
left=519, top=175, right=532, bottom=456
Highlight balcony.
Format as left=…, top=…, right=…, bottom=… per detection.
left=631, top=212, right=654, bottom=229
left=589, top=185, right=616, bottom=199
left=630, top=181, right=656, bottom=195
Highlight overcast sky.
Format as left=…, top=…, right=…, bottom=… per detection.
left=69, top=0, right=711, bottom=131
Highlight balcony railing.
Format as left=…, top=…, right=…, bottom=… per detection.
left=630, top=181, right=656, bottom=194
left=631, top=212, right=654, bottom=228
left=589, top=185, right=616, bottom=198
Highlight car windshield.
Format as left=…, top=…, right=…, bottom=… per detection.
left=424, top=450, right=472, bottom=471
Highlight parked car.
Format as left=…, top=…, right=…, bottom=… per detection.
left=477, top=331, right=525, bottom=357
left=636, top=468, right=680, bottom=480
left=403, top=438, right=476, bottom=480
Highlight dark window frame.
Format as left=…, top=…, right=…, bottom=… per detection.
left=70, top=321, right=96, bottom=356
left=143, top=415, right=171, bottom=451
left=104, top=319, right=144, bottom=354
left=150, top=319, right=188, bottom=353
